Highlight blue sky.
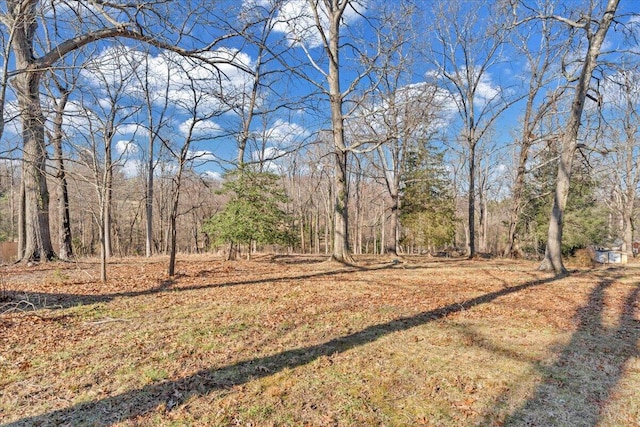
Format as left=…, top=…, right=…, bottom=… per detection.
left=1, top=0, right=638, bottom=185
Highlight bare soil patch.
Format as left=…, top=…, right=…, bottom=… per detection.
left=1, top=254, right=639, bottom=426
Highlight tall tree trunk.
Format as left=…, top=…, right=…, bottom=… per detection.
left=380, top=204, right=386, bottom=255
left=168, top=163, right=186, bottom=276
left=299, top=215, right=305, bottom=253
left=622, top=203, right=633, bottom=257
left=99, top=208, right=107, bottom=282
left=326, top=4, right=352, bottom=264
left=104, top=166, right=112, bottom=258
left=15, top=74, right=55, bottom=261
left=51, top=89, right=73, bottom=260
left=540, top=0, right=619, bottom=274
left=17, top=178, right=25, bottom=259
left=314, top=210, right=320, bottom=254
left=168, top=209, right=178, bottom=276
left=478, top=179, right=486, bottom=253
left=11, top=0, right=55, bottom=262
left=504, top=140, right=530, bottom=258
left=145, top=132, right=154, bottom=257
left=388, top=195, right=400, bottom=256
left=103, top=116, right=114, bottom=259
left=332, top=149, right=351, bottom=262
left=468, top=140, right=476, bottom=258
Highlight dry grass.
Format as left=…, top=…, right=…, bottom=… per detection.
left=0, top=254, right=639, bottom=426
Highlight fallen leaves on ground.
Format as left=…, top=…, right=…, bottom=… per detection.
left=0, top=254, right=639, bottom=426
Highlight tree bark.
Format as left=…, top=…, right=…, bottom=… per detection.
left=51, top=89, right=74, bottom=260
left=10, top=0, right=56, bottom=262
left=145, top=135, right=154, bottom=257
left=388, top=195, right=400, bottom=256
left=540, top=0, right=619, bottom=274
left=505, top=117, right=536, bottom=258
left=332, top=149, right=351, bottom=262
left=14, top=73, right=55, bottom=262
left=104, top=125, right=113, bottom=260
left=468, top=140, right=476, bottom=258
left=327, top=5, right=353, bottom=263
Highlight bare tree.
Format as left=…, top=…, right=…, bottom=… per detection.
left=354, top=82, right=444, bottom=256
left=45, top=73, right=76, bottom=260
left=132, top=47, right=172, bottom=258
left=268, top=0, right=390, bottom=263
left=230, top=0, right=287, bottom=167
left=163, top=54, right=228, bottom=276
left=538, top=0, right=620, bottom=274
left=600, top=66, right=640, bottom=257
left=0, top=4, right=14, bottom=143
left=427, top=0, right=521, bottom=258
left=72, top=49, right=140, bottom=281
left=504, top=9, right=569, bottom=258
left=0, top=0, right=240, bottom=262
left=345, top=3, right=440, bottom=256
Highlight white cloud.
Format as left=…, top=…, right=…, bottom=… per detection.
left=115, top=139, right=138, bottom=155
left=426, top=67, right=503, bottom=113
left=116, top=123, right=148, bottom=137
left=601, top=69, right=640, bottom=106
left=250, top=146, right=286, bottom=174
left=201, top=170, right=222, bottom=181
left=179, top=118, right=222, bottom=138
left=262, top=146, right=286, bottom=160
left=187, top=150, right=217, bottom=163
left=81, top=46, right=255, bottom=114
left=474, top=72, right=501, bottom=106
left=263, top=119, right=309, bottom=147
left=267, top=0, right=368, bottom=48
left=348, top=81, right=457, bottom=141
left=2, top=101, right=20, bottom=136
left=118, top=158, right=142, bottom=178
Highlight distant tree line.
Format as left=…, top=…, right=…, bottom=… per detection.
left=0, top=0, right=636, bottom=278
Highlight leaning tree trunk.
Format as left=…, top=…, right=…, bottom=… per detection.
left=504, top=135, right=532, bottom=258
left=539, top=0, right=619, bottom=274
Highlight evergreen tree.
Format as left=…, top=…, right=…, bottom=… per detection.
left=400, top=145, right=456, bottom=252
left=203, top=169, right=294, bottom=259
left=519, top=147, right=607, bottom=257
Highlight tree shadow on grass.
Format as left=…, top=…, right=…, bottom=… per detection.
left=0, top=262, right=401, bottom=313
left=3, top=274, right=561, bottom=426
left=499, top=273, right=639, bottom=426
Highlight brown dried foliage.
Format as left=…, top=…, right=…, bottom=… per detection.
left=0, top=255, right=638, bottom=426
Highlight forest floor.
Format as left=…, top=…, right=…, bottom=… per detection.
left=0, top=254, right=639, bottom=426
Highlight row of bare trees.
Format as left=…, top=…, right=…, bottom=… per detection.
left=0, top=0, right=637, bottom=277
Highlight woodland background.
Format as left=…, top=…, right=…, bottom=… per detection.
left=0, top=0, right=638, bottom=273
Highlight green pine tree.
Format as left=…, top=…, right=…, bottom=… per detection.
left=518, top=147, right=607, bottom=257
left=203, top=169, right=294, bottom=259
left=400, top=145, right=456, bottom=252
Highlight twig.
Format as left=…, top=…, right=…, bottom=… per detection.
left=1, top=300, right=37, bottom=314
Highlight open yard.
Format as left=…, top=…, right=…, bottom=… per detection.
left=0, top=255, right=639, bottom=426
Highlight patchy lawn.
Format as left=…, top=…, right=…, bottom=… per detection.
left=0, top=254, right=638, bottom=426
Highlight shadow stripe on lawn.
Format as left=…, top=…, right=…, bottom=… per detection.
left=3, top=275, right=559, bottom=427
